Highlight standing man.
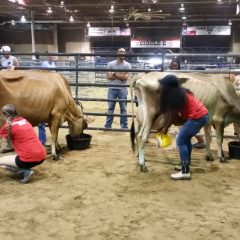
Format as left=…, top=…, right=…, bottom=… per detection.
left=104, top=48, right=131, bottom=129
left=38, top=56, right=56, bottom=145
left=0, top=45, right=19, bottom=69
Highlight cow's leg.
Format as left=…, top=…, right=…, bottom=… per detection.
left=137, top=132, right=148, bottom=172
left=204, top=124, right=214, bottom=161
left=215, top=121, right=227, bottom=162
left=137, top=116, right=153, bottom=172
left=49, top=117, right=61, bottom=160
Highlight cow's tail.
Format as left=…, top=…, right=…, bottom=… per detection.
left=130, top=75, right=137, bottom=152
left=130, top=120, right=135, bottom=152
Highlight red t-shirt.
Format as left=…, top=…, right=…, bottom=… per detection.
left=179, top=93, right=208, bottom=120
left=0, top=117, right=46, bottom=162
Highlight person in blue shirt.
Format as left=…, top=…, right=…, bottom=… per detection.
left=41, top=55, right=56, bottom=68
left=38, top=56, right=56, bottom=145
left=104, top=48, right=131, bottom=129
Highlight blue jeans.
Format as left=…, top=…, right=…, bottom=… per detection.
left=176, top=114, right=209, bottom=168
left=105, top=88, right=128, bottom=129
left=38, top=123, right=46, bottom=145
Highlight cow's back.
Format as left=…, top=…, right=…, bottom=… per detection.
left=0, top=70, right=72, bottom=125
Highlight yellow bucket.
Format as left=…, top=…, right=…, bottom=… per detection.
left=155, top=132, right=172, bottom=148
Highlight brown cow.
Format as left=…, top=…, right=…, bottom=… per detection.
left=0, top=70, right=86, bottom=160
left=130, top=72, right=240, bottom=171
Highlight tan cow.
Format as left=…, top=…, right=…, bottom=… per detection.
left=0, top=70, right=86, bottom=160
left=130, top=72, right=240, bottom=171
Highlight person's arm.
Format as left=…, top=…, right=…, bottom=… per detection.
left=107, top=62, right=115, bottom=80
left=13, top=57, right=19, bottom=67
left=114, top=72, right=129, bottom=81
left=114, top=63, right=131, bottom=81
left=107, top=71, right=116, bottom=80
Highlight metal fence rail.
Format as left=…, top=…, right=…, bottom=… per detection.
left=2, top=51, right=240, bottom=133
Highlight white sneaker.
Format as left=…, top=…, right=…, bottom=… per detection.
left=171, top=171, right=191, bottom=180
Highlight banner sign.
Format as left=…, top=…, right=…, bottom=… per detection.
left=88, top=27, right=131, bottom=36
left=131, top=38, right=181, bottom=48
left=182, top=26, right=231, bottom=36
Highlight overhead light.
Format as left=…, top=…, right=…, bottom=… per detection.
left=47, top=7, right=53, bottom=14
left=87, top=22, right=91, bottom=27
left=217, top=0, right=222, bottom=3
left=237, top=3, right=240, bottom=15
left=69, top=16, right=74, bottom=22
left=11, top=20, right=16, bottom=25
left=123, top=16, right=127, bottom=21
left=109, top=5, right=114, bottom=14
left=228, top=19, right=232, bottom=25
left=182, top=16, right=187, bottom=20
left=20, top=15, right=26, bottom=22
left=179, top=3, right=185, bottom=12
left=8, top=0, right=26, bottom=5
left=126, top=22, right=129, bottom=27
left=142, top=0, right=157, bottom=3
left=60, top=1, right=64, bottom=7
left=148, top=8, right=151, bottom=12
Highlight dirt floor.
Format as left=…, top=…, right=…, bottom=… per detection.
left=0, top=97, right=240, bottom=240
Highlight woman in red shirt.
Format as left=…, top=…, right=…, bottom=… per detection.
left=159, top=75, right=209, bottom=180
left=0, top=104, right=46, bottom=183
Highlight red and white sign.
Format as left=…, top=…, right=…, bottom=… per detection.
left=182, top=26, right=231, bottom=36
left=131, top=38, right=181, bottom=48
left=88, top=27, right=131, bottom=36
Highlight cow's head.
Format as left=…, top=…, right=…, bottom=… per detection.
left=233, top=75, right=240, bottom=97
left=68, top=102, right=90, bottom=137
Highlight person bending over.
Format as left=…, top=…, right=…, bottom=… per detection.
left=0, top=104, right=46, bottom=183
left=169, top=59, right=206, bottom=149
left=159, top=75, right=209, bottom=180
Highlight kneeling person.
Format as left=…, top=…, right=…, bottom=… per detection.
left=0, top=104, right=46, bottom=183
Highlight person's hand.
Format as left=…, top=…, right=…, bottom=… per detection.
left=157, top=126, right=168, bottom=135
left=7, top=66, right=15, bottom=70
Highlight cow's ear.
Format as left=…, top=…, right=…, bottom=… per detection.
left=178, top=77, right=189, bottom=85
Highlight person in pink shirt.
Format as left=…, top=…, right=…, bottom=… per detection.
left=0, top=104, right=46, bottom=183
left=159, top=75, right=209, bottom=180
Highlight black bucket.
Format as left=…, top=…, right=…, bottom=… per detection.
left=66, top=133, right=92, bottom=150
left=228, top=141, right=240, bottom=159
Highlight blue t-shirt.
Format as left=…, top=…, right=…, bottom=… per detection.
left=41, top=60, right=56, bottom=68
left=107, top=60, right=131, bottom=89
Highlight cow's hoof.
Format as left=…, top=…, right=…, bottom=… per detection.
left=205, top=156, right=214, bottom=161
left=53, top=155, right=59, bottom=161
left=140, top=165, right=148, bottom=172
left=220, top=158, right=228, bottom=163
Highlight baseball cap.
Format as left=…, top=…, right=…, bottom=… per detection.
left=117, top=48, right=126, bottom=53
left=1, top=46, right=11, bottom=52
